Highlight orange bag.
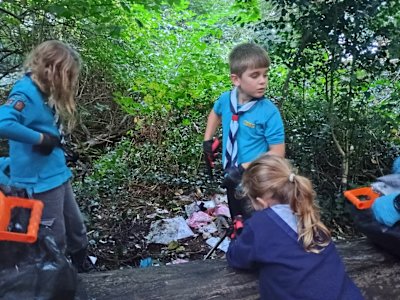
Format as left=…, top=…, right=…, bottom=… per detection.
left=0, top=191, right=43, bottom=243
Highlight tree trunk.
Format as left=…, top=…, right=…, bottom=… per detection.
left=78, top=238, right=400, bottom=300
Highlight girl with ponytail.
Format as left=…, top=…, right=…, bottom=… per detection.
left=226, top=154, right=363, bottom=300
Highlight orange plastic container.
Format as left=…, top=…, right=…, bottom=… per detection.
left=0, top=191, right=43, bottom=243
left=343, top=187, right=380, bottom=210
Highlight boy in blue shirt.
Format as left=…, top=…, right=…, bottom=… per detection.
left=203, top=43, right=285, bottom=219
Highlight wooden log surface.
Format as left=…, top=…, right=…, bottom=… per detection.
left=79, top=238, right=400, bottom=300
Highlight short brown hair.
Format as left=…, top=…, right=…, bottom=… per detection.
left=229, top=43, right=271, bottom=77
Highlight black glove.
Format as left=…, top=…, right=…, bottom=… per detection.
left=228, top=215, right=244, bottom=239
left=33, top=133, right=60, bottom=155
left=203, top=139, right=214, bottom=157
left=203, top=138, right=220, bottom=178
left=221, top=164, right=245, bottom=188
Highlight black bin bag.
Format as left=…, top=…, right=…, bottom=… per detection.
left=0, top=226, right=77, bottom=300
left=348, top=204, right=400, bottom=258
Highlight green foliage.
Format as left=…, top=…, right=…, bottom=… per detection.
left=2, top=0, right=399, bottom=226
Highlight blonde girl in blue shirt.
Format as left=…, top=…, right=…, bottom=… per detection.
left=0, top=40, right=88, bottom=271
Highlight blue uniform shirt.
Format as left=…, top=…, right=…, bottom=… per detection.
left=0, top=74, right=71, bottom=193
left=213, top=91, right=284, bottom=165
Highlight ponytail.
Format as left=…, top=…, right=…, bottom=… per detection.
left=290, top=175, right=330, bottom=253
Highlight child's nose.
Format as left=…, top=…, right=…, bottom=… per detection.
left=259, top=76, right=267, bottom=85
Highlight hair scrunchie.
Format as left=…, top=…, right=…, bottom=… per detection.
left=289, top=173, right=296, bottom=182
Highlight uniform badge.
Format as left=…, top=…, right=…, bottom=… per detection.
left=5, top=95, right=26, bottom=112
left=243, top=120, right=255, bottom=128
left=13, top=101, right=25, bottom=112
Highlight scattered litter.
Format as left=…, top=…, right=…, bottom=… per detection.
left=139, top=257, right=152, bottom=268
left=214, top=215, right=230, bottom=233
left=156, top=208, right=169, bottom=214
left=88, top=256, right=97, bottom=265
left=208, top=204, right=230, bottom=218
left=187, top=211, right=214, bottom=229
left=166, top=258, right=189, bottom=265
left=213, top=194, right=228, bottom=204
left=197, top=222, right=218, bottom=235
left=185, top=202, right=200, bottom=217
left=146, top=216, right=195, bottom=245
left=139, top=257, right=163, bottom=268
left=198, top=200, right=216, bottom=210
left=146, top=208, right=170, bottom=219
left=206, top=236, right=230, bottom=253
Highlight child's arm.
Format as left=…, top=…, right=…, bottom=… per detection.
left=204, top=109, right=221, bottom=141
left=266, top=143, right=285, bottom=157
left=0, top=94, right=42, bottom=144
left=241, top=144, right=285, bottom=169
left=226, top=223, right=256, bottom=270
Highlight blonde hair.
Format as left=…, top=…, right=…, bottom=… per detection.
left=242, top=154, right=331, bottom=253
left=229, top=43, right=271, bottom=77
left=24, top=40, right=81, bottom=132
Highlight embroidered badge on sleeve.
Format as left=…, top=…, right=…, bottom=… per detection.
left=5, top=95, right=26, bottom=112
left=13, top=101, right=25, bottom=112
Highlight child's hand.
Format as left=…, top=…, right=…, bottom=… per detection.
left=32, top=133, right=61, bottom=155
left=203, top=138, right=220, bottom=178
left=203, top=139, right=219, bottom=161
left=372, top=193, right=400, bottom=227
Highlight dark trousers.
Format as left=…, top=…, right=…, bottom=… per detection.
left=226, top=184, right=253, bottom=220
left=33, top=181, right=88, bottom=254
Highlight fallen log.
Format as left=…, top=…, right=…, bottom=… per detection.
left=79, top=238, right=400, bottom=300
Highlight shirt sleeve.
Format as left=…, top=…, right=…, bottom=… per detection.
left=226, top=223, right=257, bottom=270
left=213, top=95, right=223, bottom=116
left=264, top=107, right=285, bottom=145
left=0, top=93, right=42, bottom=144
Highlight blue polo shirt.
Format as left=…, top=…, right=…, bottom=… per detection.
left=213, top=91, right=284, bottom=165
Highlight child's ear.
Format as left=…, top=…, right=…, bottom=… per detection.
left=230, top=74, right=240, bottom=87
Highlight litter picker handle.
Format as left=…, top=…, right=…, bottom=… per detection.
left=203, top=231, right=228, bottom=260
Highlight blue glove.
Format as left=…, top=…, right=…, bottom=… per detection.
left=372, top=193, right=400, bottom=227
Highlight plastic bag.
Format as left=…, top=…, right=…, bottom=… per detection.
left=0, top=226, right=77, bottom=300
left=348, top=204, right=400, bottom=258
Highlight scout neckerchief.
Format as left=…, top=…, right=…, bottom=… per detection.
left=224, top=87, right=258, bottom=170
